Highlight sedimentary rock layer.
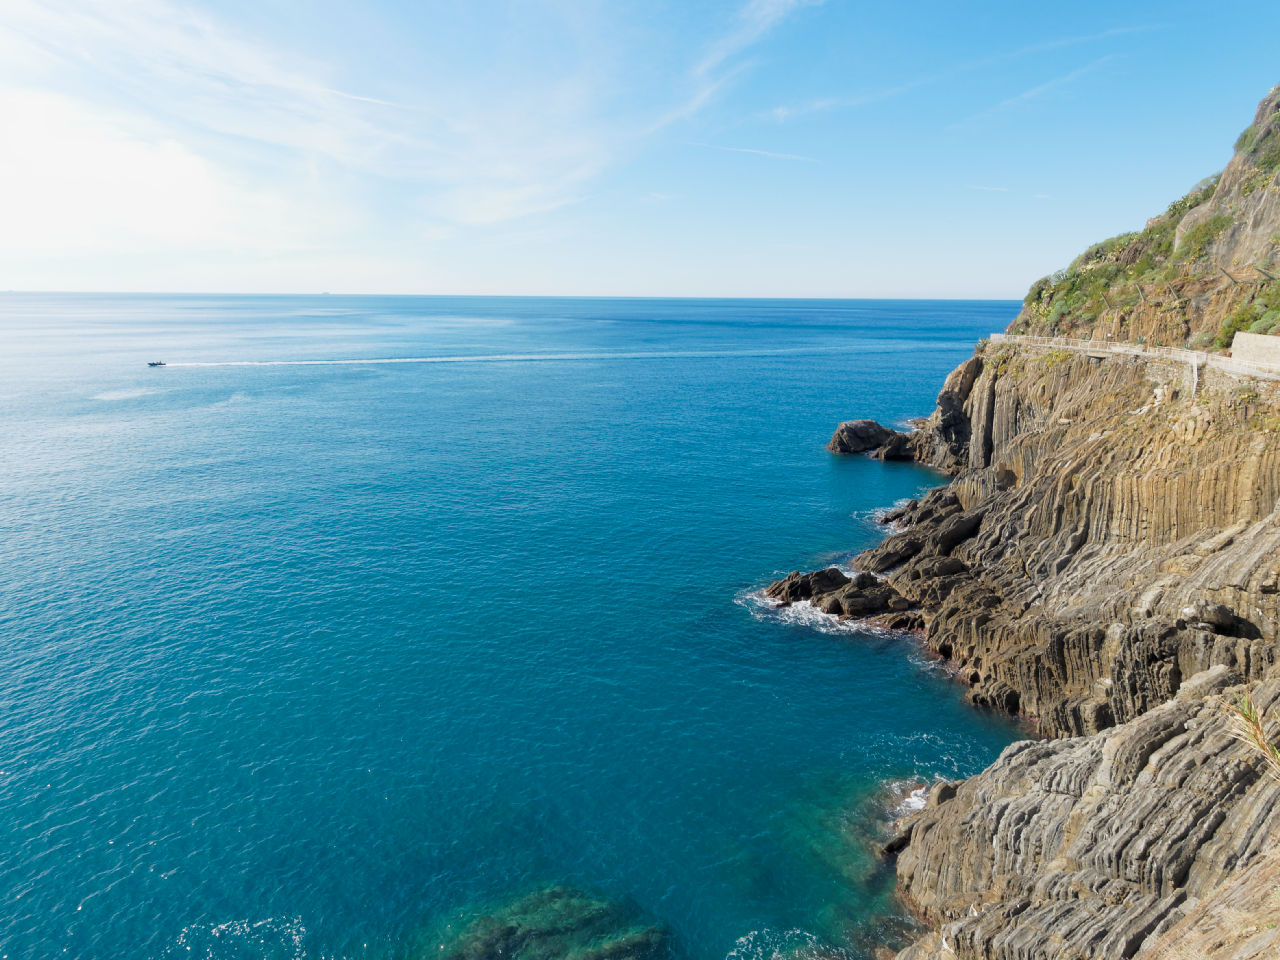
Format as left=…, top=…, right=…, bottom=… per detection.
left=777, top=345, right=1280, bottom=737
left=775, top=83, right=1280, bottom=960
left=892, top=669, right=1280, bottom=960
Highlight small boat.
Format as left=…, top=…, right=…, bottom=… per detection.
left=147, top=361, right=166, bottom=367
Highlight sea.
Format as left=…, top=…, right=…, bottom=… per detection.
left=0, top=294, right=1023, bottom=960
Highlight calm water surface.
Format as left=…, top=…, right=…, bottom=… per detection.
left=0, top=295, right=1022, bottom=960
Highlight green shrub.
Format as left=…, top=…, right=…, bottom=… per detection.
left=1214, top=308, right=1254, bottom=349
left=1236, top=110, right=1280, bottom=172
left=1177, top=214, right=1232, bottom=261
left=1250, top=309, right=1280, bottom=334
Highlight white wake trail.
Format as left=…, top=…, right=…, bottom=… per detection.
left=161, top=346, right=844, bottom=367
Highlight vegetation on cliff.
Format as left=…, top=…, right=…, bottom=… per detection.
left=1013, top=84, right=1280, bottom=350
left=785, top=82, right=1280, bottom=960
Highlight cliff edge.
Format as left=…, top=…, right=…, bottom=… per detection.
left=776, top=84, right=1280, bottom=959
left=1013, top=83, right=1280, bottom=349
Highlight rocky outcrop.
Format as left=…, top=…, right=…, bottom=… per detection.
left=822, top=346, right=1280, bottom=737
left=766, top=567, right=913, bottom=619
left=1138, top=845, right=1280, bottom=959
left=828, top=418, right=901, bottom=454
left=892, top=670, right=1280, bottom=960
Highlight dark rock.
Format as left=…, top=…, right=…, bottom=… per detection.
left=828, top=419, right=895, bottom=454
left=876, top=610, right=926, bottom=631
left=828, top=582, right=901, bottom=617
left=435, top=886, right=669, bottom=960
left=925, top=509, right=984, bottom=555
left=881, top=500, right=917, bottom=525
left=873, top=433, right=914, bottom=461
left=764, top=567, right=850, bottom=605
left=859, top=534, right=925, bottom=573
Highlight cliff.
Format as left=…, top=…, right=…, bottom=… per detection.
left=773, top=84, right=1280, bottom=960
left=805, top=345, right=1280, bottom=737
left=1013, top=84, right=1280, bottom=349
left=893, top=669, right=1280, bottom=960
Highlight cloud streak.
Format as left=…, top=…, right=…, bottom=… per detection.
left=767, top=24, right=1155, bottom=123
left=692, top=142, right=817, bottom=162
left=952, top=55, right=1116, bottom=127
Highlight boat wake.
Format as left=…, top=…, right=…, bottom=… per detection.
left=161, top=346, right=855, bottom=368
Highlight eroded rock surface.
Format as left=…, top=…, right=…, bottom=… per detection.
left=828, top=419, right=902, bottom=454
left=807, top=84, right=1280, bottom=960
left=827, top=347, right=1280, bottom=737
left=893, top=672, right=1280, bottom=960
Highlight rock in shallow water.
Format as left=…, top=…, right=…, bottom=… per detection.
left=431, top=886, right=668, bottom=960
left=765, top=567, right=851, bottom=605
left=827, top=419, right=897, bottom=454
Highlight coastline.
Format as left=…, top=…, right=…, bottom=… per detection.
left=773, top=85, right=1280, bottom=955
left=784, top=339, right=1280, bottom=959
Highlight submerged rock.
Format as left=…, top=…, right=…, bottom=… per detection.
left=431, top=886, right=668, bottom=960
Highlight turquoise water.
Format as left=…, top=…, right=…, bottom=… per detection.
left=0, top=295, right=1022, bottom=960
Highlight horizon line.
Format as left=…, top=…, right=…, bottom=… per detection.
left=0, top=289, right=1025, bottom=302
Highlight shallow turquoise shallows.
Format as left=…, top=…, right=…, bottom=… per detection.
left=0, top=295, right=1023, bottom=960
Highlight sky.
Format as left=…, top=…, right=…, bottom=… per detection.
left=1, top=0, right=1278, bottom=298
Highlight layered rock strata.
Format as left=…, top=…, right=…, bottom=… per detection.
left=893, top=669, right=1280, bottom=960
left=776, top=346, right=1280, bottom=738
left=771, top=83, right=1280, bottom=960
left=802, top=345, right=1280, bottom=960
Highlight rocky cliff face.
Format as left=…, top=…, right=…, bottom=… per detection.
left=893, top=669, right=1280, bottom=960
left=1012, top=85, right=1280, bottom=349
left=796, top=345, right=1280, bottom=737
left=778, top=84, right=1280, bottom=960
left=853, top=343, right=1280, bottom=960
left=782, top=339, right=1280, bottom=959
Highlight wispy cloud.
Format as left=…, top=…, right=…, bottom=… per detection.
left=653, top=0, right=826, bottom=131
left=695, top=0, right=826, bottom=80
left=951, top=55, right=1115, bottom=128
left=767, top=25, right=1155, bottom=123
left=767, top=79, right=929, bottom=121
left=692, top=142, right=817, bottom=162
left=0, top=0, right=626, bottom=228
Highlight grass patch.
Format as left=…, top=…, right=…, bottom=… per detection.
left=1177, top=213, right=1232, bottom=261
left=1021, top=177, right=1220, bottom=335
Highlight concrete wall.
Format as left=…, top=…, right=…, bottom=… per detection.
left=1230, top=332, right=1280, bottom=367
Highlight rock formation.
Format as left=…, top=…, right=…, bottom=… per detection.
left=775, top=83, right=1280, bottom=960
left=893, top=669, right=1280, bottom=960
left=428, top=886, right=668, bottom=960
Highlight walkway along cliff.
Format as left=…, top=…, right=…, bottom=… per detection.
left=769, top=84, right=1280, bottom=959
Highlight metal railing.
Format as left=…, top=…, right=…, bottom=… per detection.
left=987, top=333, right=1280, bottom=381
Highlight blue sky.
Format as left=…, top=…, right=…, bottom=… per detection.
left=1, top=0, right=1277, bottom=297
